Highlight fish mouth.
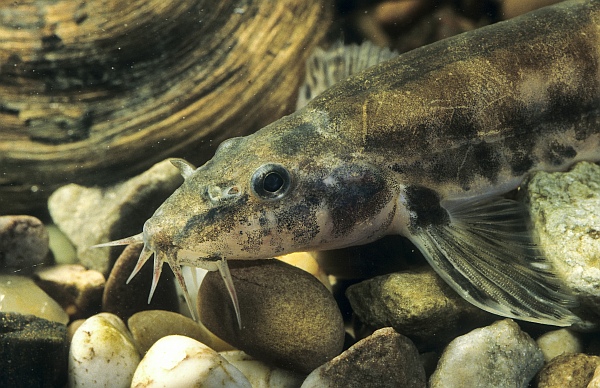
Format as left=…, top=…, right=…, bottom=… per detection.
left=92, top=233, right=242, bottom=329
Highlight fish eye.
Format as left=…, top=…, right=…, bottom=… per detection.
left=251, top=164, right=291, bottom=200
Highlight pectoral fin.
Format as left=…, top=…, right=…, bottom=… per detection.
left=407, top=193, right=579, bottom=326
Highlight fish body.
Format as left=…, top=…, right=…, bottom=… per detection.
left=101, top=0, right=600, bottom=327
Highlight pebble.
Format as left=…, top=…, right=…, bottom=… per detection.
left=34, top=264, right=105, bottom=320
left=536, top=353, right=600, bottom=388
left=131, top=335, right=251, bottom=387
left=47, top=223, right=78, bottom=265
left=198, top=259, right=345, bottom=373
left=429, top=319, right=543, bottom=388
left=0, top=215, right=50, bottom=273
left=346, top=267, right=493, bottom=346
left=527, top=162, right=600, bottom=326
left=127, top=309, right=229, bottom=355
left=277, top=251, right=331, bottom=291
left=589, top=364, right=600, bottom=388
left=536, top=328, right=583, bottom=362
left=48, top=159, right=183, bottom=275
left=302, top=327, right=426, bottom=388
left=0, top=274, right=69, bottom=324
left=69, top=312, right=141, bottom=388
left=0, top=312, right=67, bottom=387
left=102, top=244, right=179, bottom=321
left=220, top=350, right=306, bottom=388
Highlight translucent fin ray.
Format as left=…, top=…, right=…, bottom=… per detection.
left=409, top=195, right=580, bottom=326
left=166, top=256, right=198, bottom=321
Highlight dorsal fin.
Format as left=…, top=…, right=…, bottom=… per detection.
left=297, top=41, right=398, bottom=109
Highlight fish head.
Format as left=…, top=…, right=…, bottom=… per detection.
left=155, top=114, right=399, bottom=265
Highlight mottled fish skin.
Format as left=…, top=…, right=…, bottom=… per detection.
left=102, top=0, right=600, bottom=327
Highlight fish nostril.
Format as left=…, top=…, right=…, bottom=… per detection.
left=227, top=186, right=240, bottom=196
left=207, top=186, right=222, bottom=202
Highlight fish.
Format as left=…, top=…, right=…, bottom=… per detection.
left=96, top=0, right=600, bottom=328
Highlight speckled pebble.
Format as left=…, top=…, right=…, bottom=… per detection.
left=131, top=335, right=251, bottom=388
left=0, top=215, right=50, bottom=273
left=220, top=350, right=306, bottom=388
left=34, top=264, right=105, bottom=320
left=527, top=162, right=600, bottom=325
left=48, top=159, right=183, bottom=275
left=127, top=309, right=230, bottom=355
left=0, top=274, right=69, bottom=324
left=536, top=328, right=583, bottom=362
left=0, top=312, right=67, bottom=387
left=588, top=363, right=600, bottom=388
left=102, top=244, right=179, bottom=321
left=198, top=259, right=345, bottom=373
left=277, top=251, right=331, bottom=290
left=429, top=319, right=543, bottom=388
left=302, top=327, right=426, bottom=388
left=68, top=313, right=141, bottom=388
left=346, top=267, right=493, bottom=345
left=536, top=353, right=600, bottom=388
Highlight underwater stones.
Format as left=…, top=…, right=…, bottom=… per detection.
left=0, top=215, right=50, bottom=272
left=0, top=274, right=69, bottom=324
left=301, top=327, right=426, bottom=388
left=34, top=264, right=105, bottom=320
left=536, top=353, right=600, bottom=388
left=536, top=328, right=583, bottom=363
left=0, top=312, right=68, bottom=387
left=131, top=335, right=251, bottom=388
left=429, top=319, right=543, bottom=388
left=127, top=310, right=225, bottom=355
left=48, top=159, right=183, bottom=275
left=526, top=162, right=600, bottom=321
left=198, top=259, right=345, bottom=373
left=69, top=313, right=141, bottom=388
left=102, top=244, right=179, bottom=321
left=346, top=267, right=493, bottom=345
left=220, top=350, right=306, bottom=387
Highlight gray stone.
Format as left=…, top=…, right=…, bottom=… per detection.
left=48, top=159, right=183, bottom=275
left=346, top=267, right=493, bottom=346
left=0, top=215, right=50, bottom=273
left=0, top=312, right=67, bottom=387
left=102, top=244, right=179, bottom=322
left=429, top=319, right=543, bottom=388
left=536, top=353, right=600, bottom=388
left=527, top=162, right=600, bottom=323
left=302, top=327, right=426, bottom=388
left=198, top=259, right=345, bottom=374
left=34, top=264, right=105, bottom=320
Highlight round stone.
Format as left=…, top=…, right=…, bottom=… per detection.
left=198, top=259, right=345, bottom=373
left=131, top=335, right=251, bottom=387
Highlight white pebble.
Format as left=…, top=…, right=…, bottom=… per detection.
left=68, top=313, right=140, bottom=388
left=131, top=335, right=251, bottom=388
left=536, top=328, right=582, bottom=362
left=220, top=350, right=305, bottom=388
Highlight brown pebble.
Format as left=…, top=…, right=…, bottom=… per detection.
left=0, top=215, right=50, bottom=273
left=198, top=259, right=345, bottom=374
left=127, top=310, right=231, bottom=355
left=303, top=327, right=426, bottom=388
left=102, top=244, right=179, bottom=321
left=537, top=353, right=600, bottom=388
left=34, top=264, right=105, bottom=320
